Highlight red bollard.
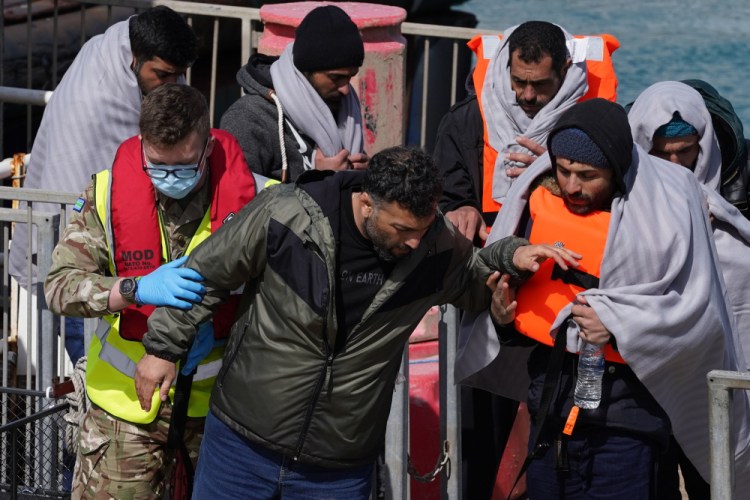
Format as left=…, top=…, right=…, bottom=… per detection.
left=259, top=2, right=407, bottom=155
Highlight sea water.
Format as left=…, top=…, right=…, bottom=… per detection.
left=460, top=0, right=750, bottom=128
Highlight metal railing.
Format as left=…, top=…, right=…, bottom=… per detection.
left=0, top=188, right=88, bottom=499
left=5, top=3, right=747, bottom=499
left=0, top=0, right=489, bottom=156
left=0, top=387, right=71, bottom=499
left=707, top=369, right=750, bottom=499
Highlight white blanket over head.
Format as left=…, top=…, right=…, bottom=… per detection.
left=629, top=80, right=750, bottom=367
left=11, top=19, right=143, bottom=286
left=456, top=148, right=750, bottom=493
left=481, top=24, right=588, bottom=203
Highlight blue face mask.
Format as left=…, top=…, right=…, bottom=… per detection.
left=148, top=169, right=202, bottom=199
left=142, top=138, right=208, bottom=199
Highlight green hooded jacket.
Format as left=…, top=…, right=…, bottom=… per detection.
left=143, top=170, right=528, bottom=467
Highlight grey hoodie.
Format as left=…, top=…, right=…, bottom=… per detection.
left=220, top=54, right=315, bottom=182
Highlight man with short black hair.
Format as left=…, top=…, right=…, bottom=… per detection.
left=433, top=21, right=595, bottom=243
left=221, top=4, right=369, bottom=184
left=44, top=83, right=255, bottom=498
left=10, top=5, right=199, bottom=365
left=458, top=98, right=750, bottom=497
left=431, top=21, right=613, bottom=496
left=133, top=146, right=578, bottom=497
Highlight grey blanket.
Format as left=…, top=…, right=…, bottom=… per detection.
left=270, top=43, right=364, bottom=159
left=10, top=19, right=143, bottom=286
left=481, top=24, right=588, bottom=203
left=456, top=148, right=750, bottom=491
left=629, top=80, right=750, bottom=367
left=629, top=80, right=722, bottom=190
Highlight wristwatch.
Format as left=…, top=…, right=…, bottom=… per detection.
left=119, top=277, right=139, bottom=305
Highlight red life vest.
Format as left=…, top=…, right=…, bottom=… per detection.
left=468, top=34, right=620, bottom=218
left=514, top=186, right=624, bottom=364
left=109, top=129, right=256, bottom=341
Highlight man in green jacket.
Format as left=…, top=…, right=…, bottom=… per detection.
left=134, top=146, right=578, bottom=498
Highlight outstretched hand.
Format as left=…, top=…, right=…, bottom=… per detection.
left=512, top=243, right=581, bottom=273
left=134, top=354, right=177, bottom=412
left=487, top=272, right=517, bottom=325
left=135, top=255, right=205, bottom=309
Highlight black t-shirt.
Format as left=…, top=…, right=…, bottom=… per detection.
left=337, top=189, right=395, bottom=337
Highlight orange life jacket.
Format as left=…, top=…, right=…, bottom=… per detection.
left=467, top=33, right=620, bottom=218
left=513, top=186, right=624, bottom=363
left=110, top=129, right=256, bottom=341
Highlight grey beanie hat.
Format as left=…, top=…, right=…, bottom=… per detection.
left=549, top=127, right=610, bottom=169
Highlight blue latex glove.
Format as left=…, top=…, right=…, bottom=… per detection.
left=135, top=255, right=205, bottom=309
left=181, top=322, right=214, bottom=375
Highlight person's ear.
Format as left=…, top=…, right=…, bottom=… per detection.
left=204, top=135, right=216, bottom=158
left=561, top=57, right=572, bottom=78
left=360, top=192, right=374, bottom=217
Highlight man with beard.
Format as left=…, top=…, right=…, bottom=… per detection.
left=431, top=21, right=619, bottom=496
left=457, top=98, right=750, bottom=497
left=432, top=20, right=618, bottom=243
left=10, top=5, right=197, bottom=364
left=43, top=84, right=256, bottom=498
left=133, top=146, right=580, bottom=497
left=629, top=80, right=750, bottom=498
left=221, top=5, right=369, bottom=185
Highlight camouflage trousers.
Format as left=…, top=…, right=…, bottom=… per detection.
left=71, top=402, right=204, bottom=500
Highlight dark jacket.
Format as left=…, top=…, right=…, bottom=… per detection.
left=682, top=79, right=750, bottom=217
left=143, top=170, right=528, bottom=468
left=432, top=94, right=485, bottom=217
left=220, top=54, right=316, bottom=182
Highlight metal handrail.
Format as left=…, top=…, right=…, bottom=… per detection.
left=707, top=369, right=750, bottom=499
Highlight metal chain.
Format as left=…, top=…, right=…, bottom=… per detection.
left=407, top=440, right=451, bottom=483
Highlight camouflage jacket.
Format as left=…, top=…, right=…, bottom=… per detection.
left=44, top=177, right=210, bottom=317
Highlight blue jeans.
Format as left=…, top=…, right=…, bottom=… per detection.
left=526, top=427, right=657, bottom=499
left=63, top=316, right=85, bottom=365
left=193, top=411, right=374, bottom=499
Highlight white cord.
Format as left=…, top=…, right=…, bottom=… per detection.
left=269, top=90, right=288, bottom=182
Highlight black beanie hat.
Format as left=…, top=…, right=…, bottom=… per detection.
left=293, top=5, right=365, bottom=72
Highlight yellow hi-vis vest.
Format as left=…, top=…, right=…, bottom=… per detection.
left=88, top=169, right=224, bottom=424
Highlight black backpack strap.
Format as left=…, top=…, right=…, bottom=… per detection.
left=166, top=371, right=195, bottom=499
left=506, top=316, right=572, bottom=500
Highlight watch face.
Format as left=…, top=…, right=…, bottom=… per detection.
left=120, top=278, right=136, bottom=296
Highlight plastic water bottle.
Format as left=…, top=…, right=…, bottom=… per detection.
left=574, top=341, right=605, bottom=409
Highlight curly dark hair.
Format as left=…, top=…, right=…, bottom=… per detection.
left=362, top=147, right=443, bottom=218
left=139, top=84, right=209, bottom=146
left=129, top=6, right=198, bottom=68
left=507, top=21, right=568, bottom=73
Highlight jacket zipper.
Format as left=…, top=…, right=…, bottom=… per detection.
left=216, top=322, right=248, bottom=388
left=292, top=326, right=333, bottom=461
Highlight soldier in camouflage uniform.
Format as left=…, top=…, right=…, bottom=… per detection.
left=44, top=84, right=255, bottom=499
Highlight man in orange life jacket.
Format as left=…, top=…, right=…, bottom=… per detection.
left=473, top=98, right=748, bottom=497
left=432, top=21, right=590, bottom=496
left=433, top=20, right=598, bottom=244
left=43, top=83, right=256, bottom=498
